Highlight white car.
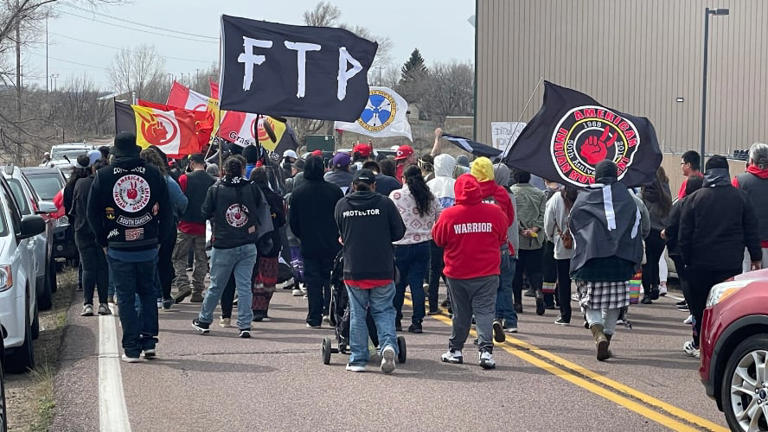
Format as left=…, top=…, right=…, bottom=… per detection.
left=2, top=166, right=56, bottom=311
left=0, top=176, right=45, bottom=373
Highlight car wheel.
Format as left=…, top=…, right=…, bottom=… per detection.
left=0, top=339, right=7, bottom=432
left=722, top=335, right=768, bottom=432
left=5, top=304, right=35, bottom=374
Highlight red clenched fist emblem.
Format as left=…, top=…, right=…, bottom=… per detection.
left=580, top=126, right=617, bottom=165
left=126, top=181, right=138, bottom=200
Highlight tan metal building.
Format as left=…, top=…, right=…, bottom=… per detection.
left=474, top=0, right=768, bottom=158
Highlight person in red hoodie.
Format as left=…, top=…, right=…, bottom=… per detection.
left=733, top=142, right=768, bottom=272
left=469, top=157, right=515, bottom=340
left=433, top=174, right=508, bottom=369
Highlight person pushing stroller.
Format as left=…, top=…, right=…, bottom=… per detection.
left=334, top=169, right=406, bottom=373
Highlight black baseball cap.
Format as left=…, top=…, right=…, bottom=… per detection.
left=353, top=168, right=376, bottom=184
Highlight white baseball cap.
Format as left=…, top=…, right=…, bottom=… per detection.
left=282, top=149, right=298, bottom=159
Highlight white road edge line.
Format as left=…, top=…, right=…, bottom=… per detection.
left=99, top=306, right=132, bottom=432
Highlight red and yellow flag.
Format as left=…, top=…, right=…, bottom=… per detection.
left=115, top=101, right=212, bottom=158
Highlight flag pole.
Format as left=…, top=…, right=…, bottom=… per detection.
left=501, top=76, right=544, bottom=158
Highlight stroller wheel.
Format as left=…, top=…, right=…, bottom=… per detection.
left=397, top=336, right=407, bottom=364
left=322, top=337, right=332, bottom=365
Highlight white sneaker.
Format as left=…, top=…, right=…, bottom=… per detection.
left=659, top=282, right=668, bottom=296
left=683, top=340, right=700, bottom=358
left=346, top=364, right=366, bottom=372
left=441, top=349, right=463, bottom=364
left=292, top=288, right=303, bottom=296
left=479, top=351, right=496, bottom=369
left=121, top=354, right=141, bottom=363
left=380, top=345, right=396, bottom=374
left=505, top=326, right=518, bottom=334
left=219, top=317, right=231, bottom=328
left=683, top=315, right=693, bottom=325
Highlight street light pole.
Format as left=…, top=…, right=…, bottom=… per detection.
left=700, top=7, right=729, bottom=164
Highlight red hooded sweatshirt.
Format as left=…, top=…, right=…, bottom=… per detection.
left=432, top=174, right=508, bottom=280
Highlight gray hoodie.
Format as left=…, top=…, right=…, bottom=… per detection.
left=493, top=163, right=519, bottom=258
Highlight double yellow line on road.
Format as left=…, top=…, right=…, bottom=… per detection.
left=406, top=298, right=727, bottom=432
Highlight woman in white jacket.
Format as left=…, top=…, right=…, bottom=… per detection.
left=544, top=187, right=578, bottom=325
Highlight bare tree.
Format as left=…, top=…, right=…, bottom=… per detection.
left=108, top=44, right=167, bottom=101
left=421, top=61, right=474, bottom=125
left=302, top=1, right=341, bottom=27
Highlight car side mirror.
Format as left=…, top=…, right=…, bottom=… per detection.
left=18, top=215, right=45, bottom=240
left=36, top=202, right=57, bottom=215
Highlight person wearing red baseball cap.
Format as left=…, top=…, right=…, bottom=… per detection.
left=395, top=144, right=417, bottom=180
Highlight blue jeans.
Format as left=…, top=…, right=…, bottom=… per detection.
left=346, top=282, right=398, bottom=366
left=394, top=242, right=430, bottom=324
left=108, top=257, right=159, bottom=357
left=496, top=252, right=517, bottom=327
left=199, top=244, right=258, bottom=330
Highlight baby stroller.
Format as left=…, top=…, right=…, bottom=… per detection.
left=321, top=251, right=406, bottom=365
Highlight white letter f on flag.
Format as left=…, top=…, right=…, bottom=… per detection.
left=238, top=37, right=273, bottom=91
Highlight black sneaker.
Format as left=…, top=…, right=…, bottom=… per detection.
left=675, top=300, right=687, bottom=306
left=677, top=303, right=690, bottom=311
left=239, top=329, right=251, bottom=338
left=535, top=298, right=545, bottom=315
left=650, top=287, right=660, bottom=300
left=641, top=295, right=653, bottom=304
left=162, top=299, right=173, bottom=310
left=192, top=318, right=210, bottom=334
left=524, top=288, right=536, bottom=297
left=395, top=321, right=402, bottom=332
left=554, top=317, right=570, bottom=326
left=492, top=320, right=506, bottom=343
left=408, top=323, right=423, bottom=334
left=514, top=303, right=523, bottom=313
left=143, top=349, right=156, bottom=359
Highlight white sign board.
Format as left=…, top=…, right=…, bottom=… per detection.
left=491, top=122, right=526, bottom=151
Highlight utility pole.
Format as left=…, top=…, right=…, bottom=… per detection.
left=15, top=0, right=21, bottom=117
left=45, top=14, right=49, bottom=93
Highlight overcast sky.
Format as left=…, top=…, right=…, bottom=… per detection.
left=23, top=0, right=476, bottom=91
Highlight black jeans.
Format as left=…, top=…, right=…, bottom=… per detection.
left=541, top=241, right=557, bottom=307
left=108, top=256, right=158, bottom=357
left=512, top=248, right=544, bottom=306
left=686, top=266, right=740, bottom=346
left=427, top=240, right=446, bottom=312
left=304, top=255, right=334, bottom=326
left=158, top=231, right=177, bottom=301
left=670, top=255, right=690, bottom=304
left=220, top=274, right=236, bottom=319
left=76, top=234, right=108, bottom=305
left=642, top=229, right=665, bottom=295
left=555, top=259, right=572, bottom=322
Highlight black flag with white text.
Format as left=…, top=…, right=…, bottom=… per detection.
left=219, top=15, right=378, bottom=122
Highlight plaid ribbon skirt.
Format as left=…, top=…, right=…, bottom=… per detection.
left=575, top=280, right=630, bottom=310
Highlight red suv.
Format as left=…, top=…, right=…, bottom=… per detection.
left=700, top=268, right=768, bottom=431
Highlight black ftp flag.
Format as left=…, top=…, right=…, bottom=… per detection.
left=503, top=81, right=662, bottom=187
left=219, top=15, right=378, bottom=122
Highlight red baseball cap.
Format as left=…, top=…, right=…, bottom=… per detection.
left=395, top=145, right=414, bottom=161
left=353, top=143, right=373, bottom=158
left=311, top=149, right=323, bottom=157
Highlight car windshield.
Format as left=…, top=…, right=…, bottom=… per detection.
left=50, top=148, right=88, bottom=161
left=26, top=175, right=62, bottom=200
left=6, top=179, right=30, bottom=215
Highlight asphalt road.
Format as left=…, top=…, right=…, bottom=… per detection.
left=51, top=285, right=729, bottom=431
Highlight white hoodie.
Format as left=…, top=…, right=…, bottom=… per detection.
left=427, top=154, right=457, bottom=209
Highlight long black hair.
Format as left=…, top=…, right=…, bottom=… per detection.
left=403, top=165, right=434, bottom=217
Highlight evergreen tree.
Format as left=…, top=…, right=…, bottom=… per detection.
left=400, top=48, right=428, bottom=83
